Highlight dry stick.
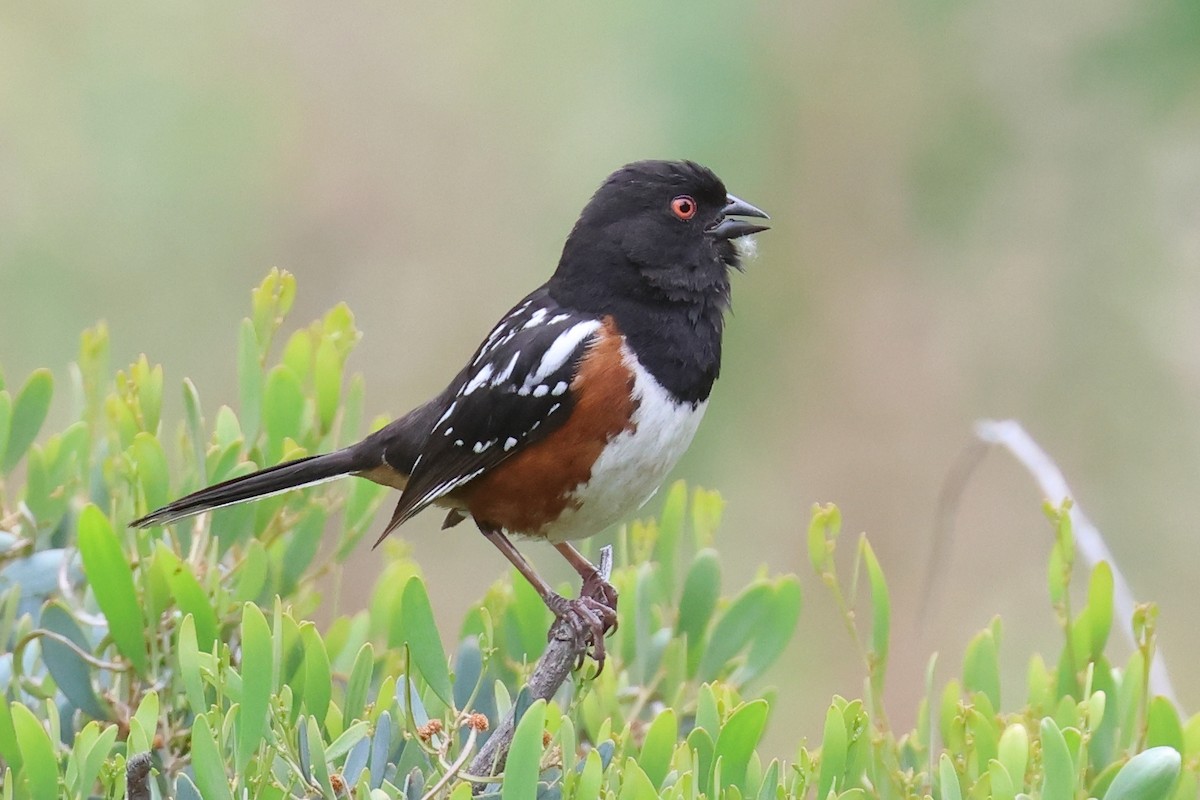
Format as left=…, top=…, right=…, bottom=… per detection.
left=468, top=545, right=613, bottom=786
left=125, top=752, right=153, bottom=800
left=973, top=419, right=1179, bottom=705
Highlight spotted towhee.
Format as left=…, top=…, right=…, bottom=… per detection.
left=134, top=160, right=768, bottom=667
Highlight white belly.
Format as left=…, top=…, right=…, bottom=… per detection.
left=540, top=349, right=707, bottom=543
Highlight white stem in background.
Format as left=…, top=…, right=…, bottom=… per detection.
left=974, top=419, right=1178, bottom=705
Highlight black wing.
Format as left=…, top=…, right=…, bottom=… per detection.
left=375, top=290, right=602, bottom=539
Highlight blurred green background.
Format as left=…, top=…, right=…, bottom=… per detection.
left=3, top=1, right=1199, bottom=753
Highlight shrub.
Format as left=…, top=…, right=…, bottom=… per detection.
left=0, top=271, right=1193, bottom=799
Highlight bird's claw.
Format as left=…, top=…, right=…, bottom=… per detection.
left=581, top=571, right=619, bottom=631
left=546, top=592, right=618, bottom=674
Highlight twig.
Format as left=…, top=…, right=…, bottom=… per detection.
left=966, top=419, right=1177, bottom=704
left=422, top=725, right=479, bottom=800
left=126, top=752, right=153, bottom=800
left=467, top=546, right=613, bottom=788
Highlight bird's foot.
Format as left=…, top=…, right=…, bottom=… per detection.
left=580, top=571, right=619, bottom=632
left=546, top=593, right=618, bottom=674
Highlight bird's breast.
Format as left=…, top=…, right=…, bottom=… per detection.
left=536, top=347, right=707, bottom=543
left=460, top=326, right=706, bottom=541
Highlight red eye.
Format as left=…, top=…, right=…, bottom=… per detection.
left=671, top=195, right=697, bottom=220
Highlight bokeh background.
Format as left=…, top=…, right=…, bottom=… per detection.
left=4, top=2, right=1199, bottom=754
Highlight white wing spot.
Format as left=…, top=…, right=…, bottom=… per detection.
left=549, top=313, right=570, bottom=324
left=504, top=437, right=518, bottom=451
left=444, top=426, right=453, bottom=436
left=492, top=351, right=520, bottom=385
left=533, top=384, right=549, bottom=397
left=551, top=381, right=568, bottom=396
left=522, top=308, right=548, bottom=329
left=525, top=320, right=601, bottom=388
left=518, top=386, right=531, bottom=396
left=463, top=363, right=494, bottom=395
left=434, top=400, right=457, bottom=429
left=549, top=403, right=561, bottom=414
left=454, top=439, right=464, bottom=447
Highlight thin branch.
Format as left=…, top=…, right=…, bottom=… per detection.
left=126, top=752, right=153, bottom=800
left=971, top=419, right=1178, bottom=705
left=467, top=546, right=613, bottom=787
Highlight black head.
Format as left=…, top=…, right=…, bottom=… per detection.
left=547, top=160, right=768, bottom=313
left=546, top=160, right=768, bottom=404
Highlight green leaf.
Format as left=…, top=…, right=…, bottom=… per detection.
left=134, top=356, right=164, bottom=433
left=1084, top=562, right=1114, bottom=659
left=191, top=714, right=235, bottom=800
left=250, top=268, right=297, bottom=351
left=688, top=727, right=716, bottom=794
left=1040, top=717, right=1075, bottom=800
left=618, top=758, right=658, bottom=800
left=237, top=319, right=263, bottom=443
left=939, top=753, right=963, bottom=800
left=988, top=759, right=1016, bottom=800
left=963, top=627, right=1001, bottom=712
left=677, top=548, right=721, bottom=674
left=818, top=702, right=848, bottom=798
left=262, top=364, right=305, bottom=462
left=576, top=749, right=603, bottom=800
left=338, top=373, right=367, bottom=448
left=3, top=369, right=53, bottom=474
left=965, top=707, right=998, bottom=772
left=305, top=715, right=334, bottom=794
left=153, top=544, right=220, bottom=650
left=176, top=615, right=207, bottom=713
left=0, top=700, right=19, bottom=773
left=859, top=537, right=890, bottom=667
left=175, top=774, right=203, bottom=800
left=130, top=691, right=159, bottom=755
left=132, top=432, right=170, bottom=517
left=314, top=337, right=342, bottom=435
left=696, top=682, right=720, bottom=735
left=997, top=724, right=1029, bottom=789
left=1104, top=747, right=1182, bottom=800
left=77, top=505, right=148, bottom=674
left=300, top=623, right=332, bottom=725
left=397, top=576, right=453, bottom=707
left=714, top=700, right=769, bottom=792
left=234, top=539, right=270, bottom=603
left=76, top=723, right=119, bottom=797
left=238, top=602, right=273, bottom=770
left=807, top=503, right=840, bottom=575
left=326, top=720, right=370, bottom=762
left=11, top=703, right=58, bottom=800
left=740, top=576, right=802, bottom=684
left=0, top=392, right=11, bottom=473
left=1146, top=696, right=1184, bottom=753
left=640, top=709, right=677, bottom=789
left=280, top=508, right=327, bottom=594
left=507, top=566, right=551, bottom=660
left=656, top=480, right=687, bottom=594
left=699, top=581, right=773, bottom=681
left=182, top=378, right=207, bottom=482
left=344, top=643, right=375, bottom=722
left=690, top=487, right=724, bottom=547
left=39, top=601, right=109, bottom=719
left=281, top=330, right=314, bottom=384
left=503, top=699, right=546, bottom=800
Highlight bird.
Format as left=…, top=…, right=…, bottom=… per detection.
left=133, top=160, right=768, bottom=669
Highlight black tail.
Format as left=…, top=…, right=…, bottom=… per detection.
left=131, top=448, right=367, bottom=527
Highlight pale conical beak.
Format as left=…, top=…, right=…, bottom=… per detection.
left=707, top=194, right=770, bottom=240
